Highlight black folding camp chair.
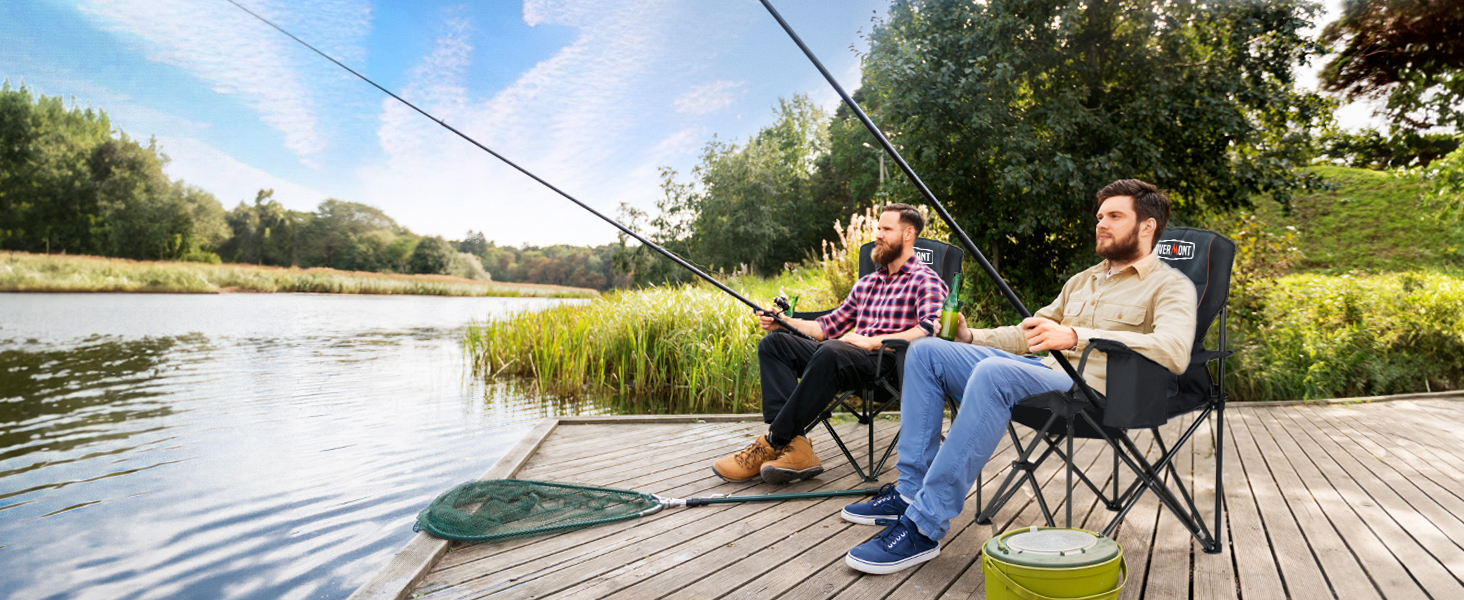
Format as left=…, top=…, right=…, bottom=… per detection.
left=786, top=237, right=963, bottom=482
left=971, top=227, right=1234, bottom=553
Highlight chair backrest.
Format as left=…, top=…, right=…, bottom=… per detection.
left=1154, top=227, right=1235, bottom=351
left=857, top=238, right=965, bottom=291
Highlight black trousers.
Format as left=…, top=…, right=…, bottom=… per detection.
left=758, top=332, right=894, bottom=447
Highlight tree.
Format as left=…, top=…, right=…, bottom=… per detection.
left=408, top=235, right=455, bottom=275
left=0, top=82, right=113, bottom=255
left=1320, top=0, right=1464, bottom=131
left=864, top=0, right=1331, bottom=302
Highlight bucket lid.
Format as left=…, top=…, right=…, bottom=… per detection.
left=983, top=527, right=1122, bottom=569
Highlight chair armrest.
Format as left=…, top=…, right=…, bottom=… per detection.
left=1087, top=338, right=1175, bottom=430
left=792, top=309, right=833, bottom=319
left=874, top=339, right=910, bottom=381
left=1190, top=349, right=1233, bottom=364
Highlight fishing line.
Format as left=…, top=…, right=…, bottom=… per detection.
left=758, top=0, right=1103, bottom=404
left=224, top=0, right=814, bottom=341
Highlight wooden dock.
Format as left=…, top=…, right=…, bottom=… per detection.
left=353, top=394, right=1464, bottom=599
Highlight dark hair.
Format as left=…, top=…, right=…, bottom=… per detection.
left=1094, top=179, right=1170, bottom=248
left=881, top=203, right=925, bottom=235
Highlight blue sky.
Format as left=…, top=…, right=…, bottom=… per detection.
left=2, top=0, right=1371, bottom=247
left=1, top=0, right=889, bottom=246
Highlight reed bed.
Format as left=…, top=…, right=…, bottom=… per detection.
left=464, top=269, right=837, bottom=412
left=0, top=251, right=596, bottom=297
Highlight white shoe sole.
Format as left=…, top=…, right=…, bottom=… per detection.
left=841, top=507, right=897, bottom=525
left=845, top=546, right=940, bottom=574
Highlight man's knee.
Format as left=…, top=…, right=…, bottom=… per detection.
left=966, top=359, right=1034, bottom=409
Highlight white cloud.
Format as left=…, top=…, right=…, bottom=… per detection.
left=76, top=0, right=373, bottom=163
left=359, top=0, right=713, bottom=245
left=673, top=80, right=745, bottom=116
left=158, top=136, right=333, bottom=210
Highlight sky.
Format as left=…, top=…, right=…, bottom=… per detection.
left=1, top=0, right=1376, bottom=247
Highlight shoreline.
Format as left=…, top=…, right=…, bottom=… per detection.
left=0, top=251, right=598, bottom=298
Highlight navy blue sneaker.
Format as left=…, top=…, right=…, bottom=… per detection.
left=842, top=483, right=909, bottom=525
left=845, top=515, right=940, bottom=574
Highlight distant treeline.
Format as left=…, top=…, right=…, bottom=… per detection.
left=0, top=82, right=630, bottom=289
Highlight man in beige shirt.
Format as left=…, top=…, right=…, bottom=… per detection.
left=842, top=179, right=1197, bottom=575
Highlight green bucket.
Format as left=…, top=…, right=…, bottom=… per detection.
left=982, top=527, right=1126, bottom=600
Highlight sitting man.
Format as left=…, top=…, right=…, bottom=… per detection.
left=712, top=203, right=949, bottom=484
left=841, top=179, right=1197, bottom=574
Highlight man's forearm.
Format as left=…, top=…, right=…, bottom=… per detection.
left=785, top=317, right=826, bottom=341
left=871, top=324, right=929, bottom=345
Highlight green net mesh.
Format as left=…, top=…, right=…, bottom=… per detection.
left=415, top=479, right=664, bottom=543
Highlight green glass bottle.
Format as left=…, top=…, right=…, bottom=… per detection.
left=938, top=274, right=962, bottom=340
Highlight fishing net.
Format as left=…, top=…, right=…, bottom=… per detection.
left=415, top=479, right=664, bottom=543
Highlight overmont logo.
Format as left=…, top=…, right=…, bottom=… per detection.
left=915, top=248, right=935, bottom=266
left=1157, top=239, right=1196, bottom=260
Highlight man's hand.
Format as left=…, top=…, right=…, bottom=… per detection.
left=1022, top=317, right=1077, bottom=353
left=839, top=332, right=883, bottom=351
left=755, top=309, right=784, bottom=332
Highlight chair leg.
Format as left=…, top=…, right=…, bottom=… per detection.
left=1066, top=417, right=1075, bottom=528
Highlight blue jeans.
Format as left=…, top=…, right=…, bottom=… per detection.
left=895, top=337, right=1073, bottom=540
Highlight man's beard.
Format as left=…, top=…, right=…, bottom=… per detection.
left=1096, top=227, right=1144, bottom=263
left=873, top=240, right=900, bottom=267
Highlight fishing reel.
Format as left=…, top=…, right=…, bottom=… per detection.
left=772, top=294, right=792, bottom=316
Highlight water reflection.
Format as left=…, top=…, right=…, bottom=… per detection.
left=0, top=293, right=611, bottom=600
left=0, top=335, right=205, bottom=465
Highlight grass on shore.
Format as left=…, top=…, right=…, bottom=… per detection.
left=464, top=268, right=836, bottom=412
left=0, top=251, right=598, bottom=298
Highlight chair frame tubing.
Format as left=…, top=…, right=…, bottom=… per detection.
left=973, top=306, right=1228, bottom=554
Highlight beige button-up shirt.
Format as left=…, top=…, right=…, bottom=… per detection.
left=969, top=249, right=1197, bottom=396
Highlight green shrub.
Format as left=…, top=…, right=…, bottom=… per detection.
left=1228, top=271, right=1464, bottom=401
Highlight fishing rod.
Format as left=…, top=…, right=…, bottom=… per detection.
left=224, top=0, right=815, bottom=341
left=757, top=0, right=1102, bottom=404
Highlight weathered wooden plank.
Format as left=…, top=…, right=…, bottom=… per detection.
left=544, top=425, right=907, bottom=600
left=347, top=417, right=559, bottom=600
left=1268, top=407, right=1446, bottom=600
left=1241, top=408, right=1381, bottom=600
left=1190, top=409, right=1237, bottom=600
left=421, top=424, right=904, bottom=600
left=1296, top=405, right=1464, bottom=589
left=424, top=422, right=868, bottom=581
left=1225, top=407, right=1316, bottom=600
left=1140, top=413, right=1199, bottom=600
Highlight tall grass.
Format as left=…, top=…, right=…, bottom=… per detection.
left=0, top=251, right=596, bottom=297
left=464, top=270, right=837, bottom=412
left=1228, top=270, right=1464, bottom=401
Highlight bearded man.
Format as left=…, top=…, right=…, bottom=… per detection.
left=840, top=179, right=1197, bottom=574
left=712, top=203, right=949, bottom=485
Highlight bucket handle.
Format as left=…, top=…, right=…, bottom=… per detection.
left=981, top=555, right=1127, bottom=600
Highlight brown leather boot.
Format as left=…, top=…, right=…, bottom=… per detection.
left=760, top=435, right=823, bottom=484
left=712, top=435, right=778, bottom=482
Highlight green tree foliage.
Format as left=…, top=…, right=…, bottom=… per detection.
left=862, top=0, right=1332, bottom=303
left=625, top=95, right=864, bottom=279
left=301, top=199, right=413, bottom=272
left=0, top=82, right=226, bottom=261
left=689, top=95, right=832, bottom=274
left=1315, top=128, right=1460, bottom=169
left=217, top=190, right=311, bottom=266
left=482, top=242, right=623, bottom=290
left=1320, top=0, right=1464, bottom=131
left=408, top=235, right=456, bottom=275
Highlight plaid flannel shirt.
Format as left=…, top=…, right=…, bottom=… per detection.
left=816, top=254, right=949, bottom=339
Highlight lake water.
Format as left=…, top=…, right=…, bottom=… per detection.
left=0, top=293, right=620, bottom=600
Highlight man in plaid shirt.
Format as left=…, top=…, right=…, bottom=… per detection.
left=712, top=203, right=949, bottom=484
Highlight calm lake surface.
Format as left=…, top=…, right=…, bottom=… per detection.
left=0, top=293, right=617, bottom=600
